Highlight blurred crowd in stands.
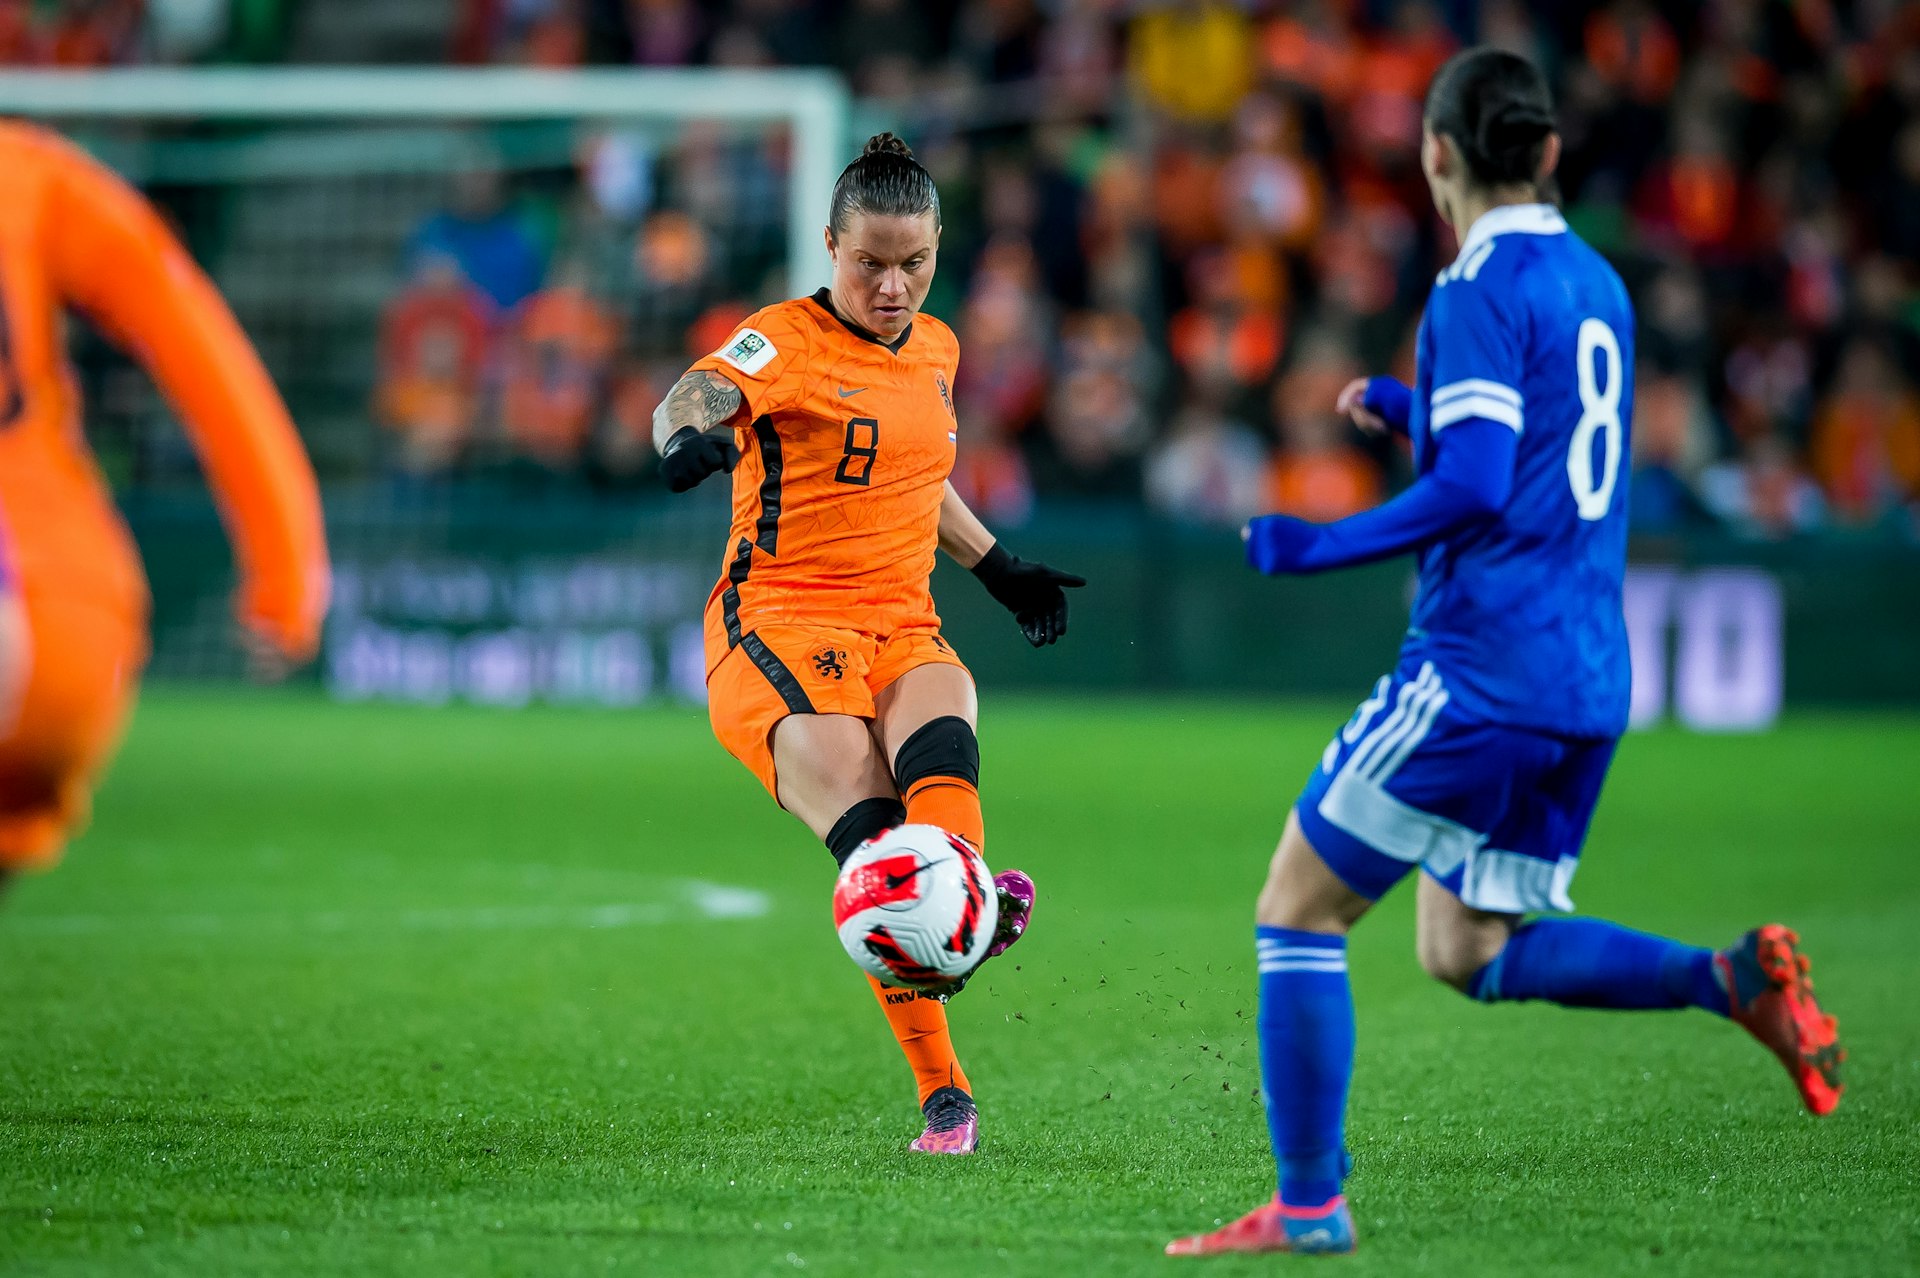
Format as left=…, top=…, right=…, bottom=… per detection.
left=0, top=0, right=290, bottom=64
left=11, top=0, right=1920, bottom=540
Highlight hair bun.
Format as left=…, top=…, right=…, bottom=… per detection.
left=862, top=131, right=915, bottom=160
left=1477, top=100, right=1554, bottom=153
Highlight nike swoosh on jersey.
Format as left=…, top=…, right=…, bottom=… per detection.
left=837, top=385, right=867, bottom=398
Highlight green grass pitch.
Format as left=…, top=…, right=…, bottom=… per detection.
left=1, top=690, right=1915, bottom=1276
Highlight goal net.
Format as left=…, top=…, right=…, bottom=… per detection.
left=0, top=67, right=849, bottom=704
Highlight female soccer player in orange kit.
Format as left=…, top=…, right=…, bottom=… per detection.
left=0, top=121, right=330, bottom=889
left=653, top=134, right=1083, bottom=1154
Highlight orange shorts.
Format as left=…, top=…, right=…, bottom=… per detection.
left=704, top=605, right=968, bottom=798
left=0, top=588, right=147, bottom=871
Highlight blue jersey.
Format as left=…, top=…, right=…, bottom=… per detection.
left=1403, top=204, right=1635, bottom=740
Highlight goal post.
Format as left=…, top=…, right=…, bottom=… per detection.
left=0, top=66, right=851, bottom=300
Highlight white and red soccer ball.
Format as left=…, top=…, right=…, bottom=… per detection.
left=832, top=824, right=998, bottom=990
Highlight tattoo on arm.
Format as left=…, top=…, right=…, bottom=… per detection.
left=654, top=371, right=744, bottom=452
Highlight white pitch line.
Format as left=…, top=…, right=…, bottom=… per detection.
left=6, top=879, right=772, bottom=938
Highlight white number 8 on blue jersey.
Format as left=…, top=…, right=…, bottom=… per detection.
left=1567, top=317, right=1623, bottom=520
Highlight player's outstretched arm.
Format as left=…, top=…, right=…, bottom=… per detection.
left=1245, top=416, right=1517, bottom=575
left=938, top=483, right=1085, bottom=647
left=1336, top=376, right=1413, bottom=437
left=46, top=135, right=330, bottom=665
left=652, top=371, right=745, bottom=492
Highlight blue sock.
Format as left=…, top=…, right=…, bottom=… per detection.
left=1255, top=926, right=1354, bottom=1208
left=1468, top=917, right=1728, bottom=1016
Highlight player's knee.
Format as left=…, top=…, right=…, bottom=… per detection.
left=1255, top=817, right=1368, bottom=934
left=892, top=715, right=979, bottom=790
left=1416, top=922, right=1503, bottom=992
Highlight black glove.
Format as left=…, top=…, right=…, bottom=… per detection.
left=659, top=427, right=740, bottom=493
left=970, top=543, right=1086, bottom=647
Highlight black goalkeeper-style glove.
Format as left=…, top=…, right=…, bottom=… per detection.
left=659, top=427, right=740, bottom=493
left=970, top=543, right=1086, bottom=647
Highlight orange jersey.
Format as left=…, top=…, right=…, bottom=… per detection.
left=0, top=121, right=328, bottom=657
left=689, top=290, right=960, bottom=639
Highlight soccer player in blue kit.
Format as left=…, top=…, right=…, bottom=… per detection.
left=1167, top=48, right=1845, bottom=1258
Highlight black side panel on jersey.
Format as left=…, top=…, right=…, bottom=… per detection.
left=721, top=537, right=751, bottom=647
left=721, top=415, right=784, bottom=649
left=752, top=415, right=782, bottom=554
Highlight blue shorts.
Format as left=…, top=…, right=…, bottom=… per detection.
left=1295, top=660, right=1618, bottom=915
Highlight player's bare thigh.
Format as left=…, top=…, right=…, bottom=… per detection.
left=769, top=664, right=976, bottom=842
left=1256, top=810, right=1374, bottom=934
left=871, top=662, right=977, bottom=764
left=0, top=590, right=26, bottom=734
left=1414, top=873, right=1518, bottom=990
left=771, top=713, right=895, bottom=842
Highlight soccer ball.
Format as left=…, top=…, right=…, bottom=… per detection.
left=832, top=824, right=999, bottom=990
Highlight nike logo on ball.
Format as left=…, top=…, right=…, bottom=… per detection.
left=884, top=861, right=931, bottom=890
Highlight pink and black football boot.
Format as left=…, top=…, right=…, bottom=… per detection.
left=917, top=869, right=1037, bottom=1003
left=909, top=1085, right=980, bottom=1154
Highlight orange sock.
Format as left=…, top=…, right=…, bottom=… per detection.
left=903, top=776, right=985, bottom=851
left=869, top=974, right=971, bottom=1103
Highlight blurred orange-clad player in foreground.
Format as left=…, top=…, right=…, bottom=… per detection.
left=0, top=121, right=331, bottom=886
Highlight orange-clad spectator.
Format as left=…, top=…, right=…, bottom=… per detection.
left=1585, top=0, right=1681, bottom=105
left=685, top=300, right=753, bottom=362
left=1219, top=92, right=1325, bottom=254
left=1348, top=1, right=1456, bottom=156
left=1150, top=140, right=1226, bottom=257
left=0, top=122, right=329, bottom=877
left=1082, top=148, right=1151, bottom=294
left=951, top=409, right=1036, bottom=528
left=1808, top=341, right=1920, bottom=523
left=375, top=253, right=493, bottom=474
left=1260, top=0, right=1360, bottom=104
left=629, top=209, right=715, bottom=341
left=1219, top=232, right=1289, bottom=314
left=600, top=360, right=674, bottom=479
left=1638, top=115, right=1742, bottom=254
left=517, top=0, right=586, bottom=69
left=0, top=2, right=30, bottom=62
left=454, top=0, right=585, bottom=66
left=499, top=264, right=622, bottom=469
left=1267, top=428, right=1382, bottom=522
left=1265, top=345, right=1381, bottom=522
left=1128, top=0, right=1256, bottom=125
left=0, top=0, right=138, bottom=66
left=1169, top=249, right=1285, bottom=392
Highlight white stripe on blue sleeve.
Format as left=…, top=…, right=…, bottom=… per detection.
left=1430, top=395, right=1523, bottom=432
left=1431, top=378, right=1521, bottom=408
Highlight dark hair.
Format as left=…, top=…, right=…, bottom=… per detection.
left=1424, top=47, right=1556, bottom=189
left=828, top=132, right=941, bottom=238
